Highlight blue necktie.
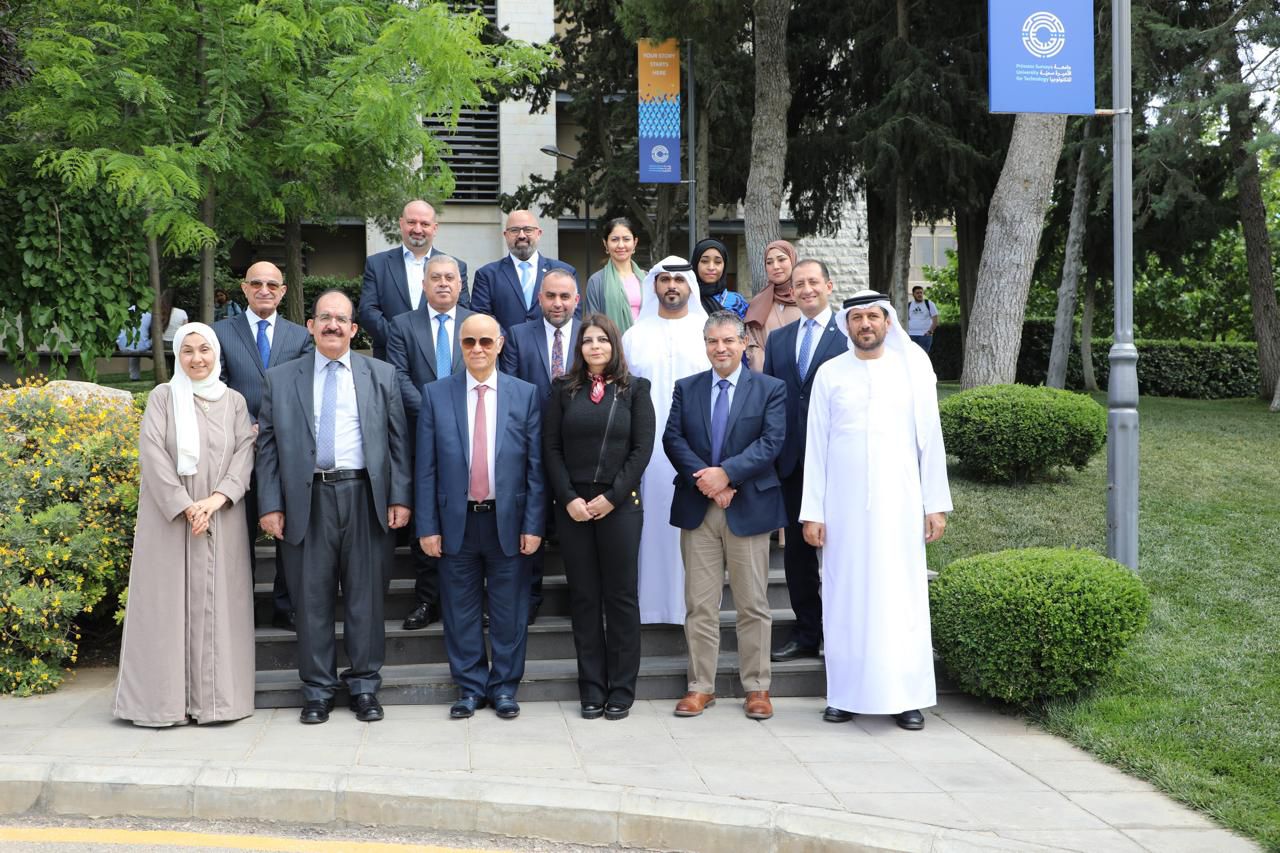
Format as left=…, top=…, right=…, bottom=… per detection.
left=518, top=261, right=534, bottom=309
left=710, top=378, right=730, bottom=467
left=256, top=319, right=271, bottom=370
left=797, top=318, right=816, bottom=381
left=317, top=360, right=338, bottom=470
left=435, top=313, right=451, bottom=375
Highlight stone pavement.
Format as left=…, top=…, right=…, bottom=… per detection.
left=0, top=668, right=1258, bottom=853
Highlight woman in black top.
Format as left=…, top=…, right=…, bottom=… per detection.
left=543, top=312, right=656, bottom=720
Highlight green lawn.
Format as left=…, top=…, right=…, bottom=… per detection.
left=930, top=386, right=1280, bottom=851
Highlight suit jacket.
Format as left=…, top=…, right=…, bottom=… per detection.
left=213, top=314, right=313, bottom=421
left=761, top=313, right=845, bottom=479
left=498, top=318, right=575, bottom=404
left=663, top=368, right=788, bottom=537
left=255, top=351, right=413, bottom=545
left=414, top=371, right=546, bottom=558
left=469, top=255, right=579, bottom=333
left=359, top=246, right=470, bottom=358
left=385, top=303, right=474, bottom=430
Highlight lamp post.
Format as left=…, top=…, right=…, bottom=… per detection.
left=540, top=145, right=592, bottom=279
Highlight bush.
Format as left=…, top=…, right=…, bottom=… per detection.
left=940, top=384, right=1106, bottom=482
left=930, top=548, right=1150, bottom=705
left=0, top=380, right=140, bottom=695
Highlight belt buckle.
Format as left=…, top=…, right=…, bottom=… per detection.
left=320, top=470, right=340, bottom=483
left=472, top=501, right=493, bottom=513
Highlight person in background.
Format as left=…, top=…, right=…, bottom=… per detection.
left=116, top=307, right=152, bottom=381
left=744, top=240, right=802, bottom=371
left=906, top=285, right=940, bottom=353
left=692, top=238, right=748, bottom=321
left=214, top=288, right=244, bottom=321
left=583, top=218, right=646, bottom=335
left=159, top=289, right=189, bottom=345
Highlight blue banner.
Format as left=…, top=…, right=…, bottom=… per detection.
left=989, top=1, right=1095, bottom=115
left=638, top=39, right=681, bottom=184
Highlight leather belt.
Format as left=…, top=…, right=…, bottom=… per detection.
left=314, top=469, right=368, bottom=483
left=467, top=500, right=495, bottom=513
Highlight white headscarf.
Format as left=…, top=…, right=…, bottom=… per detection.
left=636, top=256, right=707, bottom=324
left=169, top=322, right=228, bottom=476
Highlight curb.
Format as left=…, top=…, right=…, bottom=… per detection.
left=0, top=757, right=1063, bottom=853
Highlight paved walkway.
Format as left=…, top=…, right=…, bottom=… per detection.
left=0, top=668, right=1257, bottom=853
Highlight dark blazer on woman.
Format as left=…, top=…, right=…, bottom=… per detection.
left=542, top=376, right=655, bottom=509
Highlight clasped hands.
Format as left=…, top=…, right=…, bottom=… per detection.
left=184, top=493, right=229, bottom=537
left=694, top=466, right=736, bottom=509
left=565, top=494, right=615, bottom=523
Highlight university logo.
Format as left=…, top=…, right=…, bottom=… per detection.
left=651, top=144, right=670, bottom=164
left=1021, top=11, right=1067, bottom=59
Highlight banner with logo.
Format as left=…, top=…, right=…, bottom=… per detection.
left=638, top=39, right=681, bottom=183
left=989, top=0, right=1095, bottom=114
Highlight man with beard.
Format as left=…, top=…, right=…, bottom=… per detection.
left=360, top=200, right=470, bottom=359
left=800, top=290, right=951, bottom=731
left=620, top=257, right=708, bottom=624
left=470, top=210, right=578, bottom=333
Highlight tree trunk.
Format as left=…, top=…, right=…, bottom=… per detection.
left=742, top=0, right=791, bottom=295
left=147, top=232, right=169, bottom=384
left=1080, top=272, right=1098, bottom=392
left=1270, top=375, right=1280, bottom=412
left=889, top=175, right=912, bottom=326
left=652, top=183, right=674, bottom=260
left=198, top=177, right=215, bottom=324
left=867, top=189, right=894, bottom=290
left=955, top=207, right=986, bottom=359
left=962, top=113, right=1067, bottom=388
left=1048, top=128, right=1094, bottom=388
left=283, top=213, right=305, bottom=324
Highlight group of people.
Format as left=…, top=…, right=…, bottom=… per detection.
left=113, top=199, right=952, bottom=734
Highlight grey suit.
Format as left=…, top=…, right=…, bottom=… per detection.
left=256, top=351, right=413, bottom=702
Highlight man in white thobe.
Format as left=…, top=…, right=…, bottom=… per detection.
left=622, top=257, right=708, bottom=624
left=800, top=290, right=952, bottom=730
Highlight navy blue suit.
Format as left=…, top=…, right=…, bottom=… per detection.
left=359, top=246, right=470, bottom=359
left=762, top=313, right=846, bottom=649
left=469, top=255, right=578, bottom=333
left=415, top=371, right=546, bottom=699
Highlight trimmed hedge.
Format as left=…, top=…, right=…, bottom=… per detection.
left=930, top=548, right=1150, bottom=705
left=939, top=384, right=1106, bottom=482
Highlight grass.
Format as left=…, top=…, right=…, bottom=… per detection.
left=929, top=385, right=1280, bottom=850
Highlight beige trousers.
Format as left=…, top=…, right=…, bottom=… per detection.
left=680, top=503, right=773, bottom=694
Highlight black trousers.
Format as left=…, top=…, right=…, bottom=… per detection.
left=279, top=477, right=391, bottom=702
left=244, top=473, right=292, bottom=617
left=782, top=468, right=822, bottom=649
left=408, top=533, right=439, bottom=608
left=557, top=482, right=643, bottom=707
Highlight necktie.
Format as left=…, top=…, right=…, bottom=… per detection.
left=710, top=378, right=730, bottom=467
left=317, top=360, right=339, bottom=470
left=469, top=384, right=490, bottom=500
left=551, top=327, right=564, bottom=379
left=518, top=261, right=534, bottom=309
left=797, top=318, right=816, bottom=381
left=256, top=319, right=271, bottom=370
left=435, top=313, right=451, bottom=375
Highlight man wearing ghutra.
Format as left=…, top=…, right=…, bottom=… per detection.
left=621, top=257, right=708, bottom=624
left=800, top=290, right=952, bottom=730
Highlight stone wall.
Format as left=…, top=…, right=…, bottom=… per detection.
left=792, top=196, right=871, bottom=303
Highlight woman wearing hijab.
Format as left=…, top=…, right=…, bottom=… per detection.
left=744, top=240, right=803, bottom=371
left=584, top=218, right=647, bottom=334
left=692, top=238, right=749, bottom=322
left=113, top=322, right=258, bottom=727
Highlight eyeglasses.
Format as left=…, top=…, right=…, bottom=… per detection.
left=461, top=336, right=498, bottom=350
left=315, top=313, right=352, bottom=324
left=246, top=279, right=284, bottom=291
left=504, top=226, right=539, bottom=236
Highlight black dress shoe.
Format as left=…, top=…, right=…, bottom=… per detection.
left=271, top=610, right=297, bottom=632
left=527, top=602, right=541, bottom=626
left=770, top=640, right=820, bottom=662
left=299, top=699, right=333, bottom=724
left=894, top=709, right=925, bottom=730
left=402, top=602, right=438, bottom=631
left=604, top=703, right=630, bottom=721
left=493, top=694, right=520, bottom=719
left=581, top=703, right=605, bottom=720
left=450, top=695, right=487, bottom=719
left=350, top=693, right=384, bottom=722
left=823, top=706, right=855, bottom=723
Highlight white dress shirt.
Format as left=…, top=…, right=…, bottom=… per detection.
left=312, top=350, right=366, bottom=471
left=709, top=362, right=743, bottom=421
left=465, top=369, right=499, bottom=500
left=403, top=245, right=428, bottom=310
left=428, top=305, right=458, bottom=350
left=795, top=307, right=833, bottom=365
left=246, top=310, right=277, bottom=346
left=509, top=250, right=542, bottom=274
left=542, top=318, right=574, bottom=380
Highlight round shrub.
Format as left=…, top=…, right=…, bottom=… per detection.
left=940, top=384, right=1105, bottom=482
left=930, top=548, right=1150, bottom=705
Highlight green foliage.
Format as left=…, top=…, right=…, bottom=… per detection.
left=940, top=384, right=1106, bottom=482
left=0, top=381, right=140, bottom=695
left=930, top=548, right=1150, bottom=706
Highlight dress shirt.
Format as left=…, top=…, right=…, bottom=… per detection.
left=795, top=307, right=833, bottom=364
left=403, top=245, right=428, bottom=310
left=312, top=350, right=366, bottom=471
left=465, top=369, right=499, bottom=501
left=246, top=310, right=278, bottom=347
left=542, top=318, right=574, bottom=380
left=509, top=251, right=542, bottom=277
left=428, top=304, right=458, bottom=350
left=709, top=363, right=743, bottom=422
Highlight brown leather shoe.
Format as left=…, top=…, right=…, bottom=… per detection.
left=673, top=692, right=716, bottom=717
left=744, top=690, right=773, bottom=720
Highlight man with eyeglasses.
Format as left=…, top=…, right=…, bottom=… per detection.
left=360, top=200, right=470, bottom=360
left=213, top=260, right=314, bottom=631
left=415, top=313, right=546, bottom=721
left=469, top=210, right=578, bottom=334
left=256, top=290, right=413, bottom=725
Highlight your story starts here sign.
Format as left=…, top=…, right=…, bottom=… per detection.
left=638, top=39, right=681, bottom=184
left=989, top=0, right=1096, bottom=115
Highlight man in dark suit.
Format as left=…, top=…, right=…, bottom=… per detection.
left=212, top=260, right=313, bottom=631
left=416, top=313, right=546, bottom=721
left=256, top=290, right=413, bottom=726
left=385, top=254, right=474, bottom=631
left=663, top=310, right=788, bottom=721
left=762, top=259, right=846, bottom=686
left=469, top=210, right=578, bottom=333
left=497, top=267, right=579, bottom=624
left=359, top=200, right=470, bottom=359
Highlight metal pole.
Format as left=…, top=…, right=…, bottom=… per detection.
left=1107, top=0, right=1139, bottom=570
left=686, top=40, right=697, bottom=258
